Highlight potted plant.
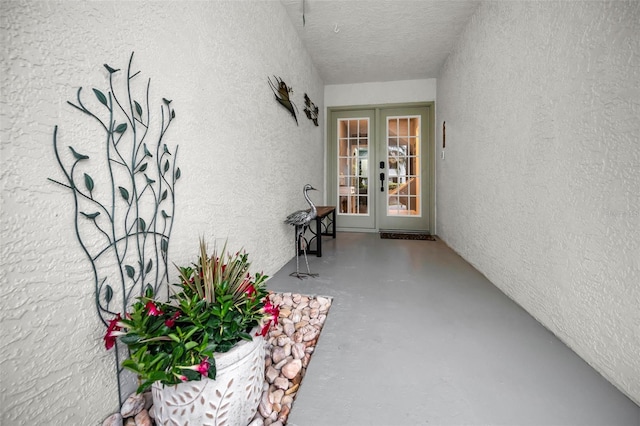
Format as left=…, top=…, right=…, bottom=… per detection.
left=104, top=238, right=279, bottom=424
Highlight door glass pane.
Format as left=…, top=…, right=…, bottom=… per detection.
left=387, top=116, right=420, bottom=216
left=337, top=118, right=369, bottom=215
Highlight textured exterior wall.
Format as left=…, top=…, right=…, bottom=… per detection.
left=437, top=1, right=640, bottom=404
left=324, top=78, right=436, bottom=107
left=0, top=1, right=323, bottom=424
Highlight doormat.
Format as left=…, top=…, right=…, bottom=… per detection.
left=380, top=232, right=436, bottom=241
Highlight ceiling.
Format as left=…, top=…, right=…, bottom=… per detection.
left=280, top=0, right=480, bottom=85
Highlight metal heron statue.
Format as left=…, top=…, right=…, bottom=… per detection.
left=285, top=184, right=319, bottom=279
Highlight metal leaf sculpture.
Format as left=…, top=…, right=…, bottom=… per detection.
left=268, top=76, right=298, bottom=125
left=48, top=52, right=180, bottom=406
left=303, top=93, right=319, bottom=126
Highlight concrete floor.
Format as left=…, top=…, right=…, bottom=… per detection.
left=267, top=232, right=640, bottom=426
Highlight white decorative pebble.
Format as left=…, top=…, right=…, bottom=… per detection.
left=281, top=359, right=302, bottom=379
left=120, top=393, right=145, bottom=418
left=102, top=413, right=123, bottom=426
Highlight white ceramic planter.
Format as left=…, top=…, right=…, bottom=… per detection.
left=151, top=334, right=265, bottom=426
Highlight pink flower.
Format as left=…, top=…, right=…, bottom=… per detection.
left=194, top=358, right=210, bottom=375
left=173, top=373, right=188, bottom=382
left=245, top=284, right=256, bottom=298
left=104, top=314, right=124, bottom=350
left=181, top=358, right=210, bottom=376
left=263, top=300, right=280, bottom=321
left=145, top=301, right=163, bottom=316
left=164, top=311, right=181, bottom=328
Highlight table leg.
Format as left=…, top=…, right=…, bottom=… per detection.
left=315, top=216, right=322, bottom=257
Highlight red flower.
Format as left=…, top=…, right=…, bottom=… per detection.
left=104, top=314, right=123, bottom=350
left=164, top=311, right=181, bottom=328
left=145, top=301, right=163, bottom=316
left=258, top=321, right=272, bottom=337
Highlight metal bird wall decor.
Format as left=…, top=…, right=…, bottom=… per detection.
left=284, top=184, right=319, bottom=279
left=268, top=76, right=298, bottom=125
left=303, top=93, right=319, bottom=126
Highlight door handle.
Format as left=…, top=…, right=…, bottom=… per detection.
left=379, top=172, right=385, bottom=192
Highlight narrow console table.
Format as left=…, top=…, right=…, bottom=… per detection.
left=297, top=206, right=336, bottom=257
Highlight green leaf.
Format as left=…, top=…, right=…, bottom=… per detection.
left=125, top=265, right=135, bottom=279
left=120, top=334, right=142, bottom=346
left=161, top=238, right=168, bottom=252
left=161, top=190, right=167, bottom=201
left=173, top=345, right=184, bottom=360
left=184, top=341, right=198, bottom=351
left=163, top=98, right=172, bottom=105
left=143, top=143, right=152, bottom=157
left=118, top=186, right=129, bottom=202
left=138, top=218, right=146, bottom=232
left=171, top=109, right=176, bottom=119
left=137, top=163, right=148, bottom=173
left=69, top=146, right=89, bottom=160
left=181, top=369, right=200, bottom=381
left=105, top=285, right=113, bottom=303
left=115, top=123, right=127, bottom=133
left=80, top=211, right=100, bottom=219
left=161, top=210, right=170, bottom=219
left=93, top=88, right=108, bottom=107
left=163, top=144, right=169, bottom=154
left=175, top=168, right=181, bottom=180
left=121, top=359, right=142, bottom=374
left=145, top=175, right=155, bottom=184
left=163, top=160, right=170, bottom=173
left=135, top=101, right=143, bottom=117
left=168, top=333, right=180, bottom=343
left=84, top=173, right=94, bottom=192
left=145, top=259, right=153, bottom=274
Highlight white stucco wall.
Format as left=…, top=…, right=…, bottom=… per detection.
left=437, top=1, right=639, bottom=404
left=0, top=1, right=323, bottom=423
left=325, top=78, right=436, bottom=107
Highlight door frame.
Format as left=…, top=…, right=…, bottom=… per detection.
left=326, top=102, right=435, bottom=233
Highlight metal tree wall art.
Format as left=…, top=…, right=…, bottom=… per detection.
left=303, top=93, right=319, bottom=126
left=268, top=76, right=298, bottom=125
left=48, top=52, right=180, bottom=406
